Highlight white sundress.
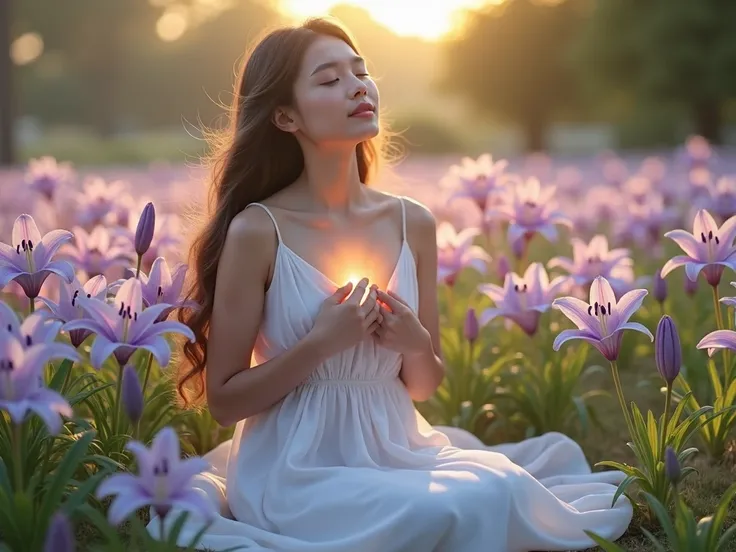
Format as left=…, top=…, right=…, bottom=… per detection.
left=149, top=197, right=633, bottom=551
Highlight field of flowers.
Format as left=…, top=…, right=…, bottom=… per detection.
left=0, top=136, right=735, bottom=551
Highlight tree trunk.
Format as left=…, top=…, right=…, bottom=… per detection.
left=523, top=114, right=547, bottom=153
left=0, top=0, right=14, bottom=166
left=693, top=100, right=722, bottom=145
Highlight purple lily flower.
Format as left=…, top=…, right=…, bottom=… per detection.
left=661, top=209, right=736, bottom=287
left=62, top=277, right=195, bottom=369
left=548, top=235, right=633, bottom=291
left=74, top=177, right=131, bottom=230
left=696, top=327, right=736, bottom=356
left=36, top=275, right=108, bottom=347
left=25, top=156, right=74, bottom=202
left=485, top=176, right=573, bottom=245
left=0, top=214, right=75, bottom=299
left=696, top=176, right=736, bottom=223
left=57, top=225, right=133, bottom=280
left=110, top=257, right=198, bottom=323
left=0, top=303, right=64, bottom=348
left=613, top=192, right=680, bottom=248
left=96, top=426, right=215, bottom=525
left=552, top=275, right=653, bottom=361
left=436, top=222, right=491, bottom=287
left=446, top=153, right=509, bottom=213
left=478, top=262, right=568, bottom=336
left=0, top=333, right=79, bottom=433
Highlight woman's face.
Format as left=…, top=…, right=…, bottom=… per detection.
left=280, top=35, right=380, bottom=146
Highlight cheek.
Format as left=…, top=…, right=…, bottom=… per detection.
left=298, top=90, right=346, bottom=138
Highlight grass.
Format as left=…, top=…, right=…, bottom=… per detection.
left=72, top=362, right=736, bottom=551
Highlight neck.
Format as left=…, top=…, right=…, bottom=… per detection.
left=297, top=143, right=366, bottom=211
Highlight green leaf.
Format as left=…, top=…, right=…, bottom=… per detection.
left=642, top=492, right=678, bottom=546
left=582, top=530, right=628, bottom=551
left=708, top=483, right=736, bottom=549
left=640, top=527, right=668, bottom=552
left=611, top=475, right=637, bottom=508
left=36, top=430, right=95, bottom=529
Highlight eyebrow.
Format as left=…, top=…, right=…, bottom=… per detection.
left=310, top=55, right=365, bottom=76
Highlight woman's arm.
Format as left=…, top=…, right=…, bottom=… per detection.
left=205, top=208, right=332, bottom=426
left=398, top=199, right=445, bottom=402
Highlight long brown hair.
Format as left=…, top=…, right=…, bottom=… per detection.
left=175, top=16, right=395, bottom=407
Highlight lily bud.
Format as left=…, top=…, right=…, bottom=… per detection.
left=664, top=446, right=681, bottom=484
left=44, top=512, right=74, bottom=552
left=684, top=273, right=698, bottom=297
left=464, top=308, right=479, bottom=344
left=121, top=364, right=144, bottom=424
left=496, top=255, right=511, bottom=281
left=653, top=269, right=667, bottom=304
left=134, top=202, right=156, bottom=257
left=655, top=315, right=681, bottom=385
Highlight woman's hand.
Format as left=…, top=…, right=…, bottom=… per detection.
left=373, top=289, right=431, bottom=356
left=309, top=278, right=381, bottom=358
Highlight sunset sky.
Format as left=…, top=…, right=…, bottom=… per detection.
left=279, top=0, right=495, bottom=40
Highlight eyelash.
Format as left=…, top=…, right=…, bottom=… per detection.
left=321, top=73, right=370, bottom=86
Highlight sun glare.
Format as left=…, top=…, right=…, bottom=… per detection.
left=280, top=0, right=494, bottom=41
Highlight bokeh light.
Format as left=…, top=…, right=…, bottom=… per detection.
left=156, top=7, right=189, bottom=42
left=10, top=32, right=44, bottom=66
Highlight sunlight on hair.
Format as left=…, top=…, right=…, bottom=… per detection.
left=279, top=0, right=495, bottom=41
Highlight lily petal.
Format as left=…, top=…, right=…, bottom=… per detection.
left=696, top=329, right=736, bottom=354
left=552, top=297, right=600, bottom=335
left=553, top=328, right=599, bottom=351
left=663, top=229, right=700, bottom=259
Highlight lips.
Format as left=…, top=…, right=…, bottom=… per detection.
left=349, top=102, right=375, bottom=116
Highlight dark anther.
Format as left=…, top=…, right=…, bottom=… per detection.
left=716, top=236, right=720, bottom=245
left=118, top=302, right=125, bottom=316
left=701, top=232, right=707, bottom=243
left=594, top=302, right=599, bottom=315
left=600, top=305, right=607, bottom=315
left=6, top=324, right=11, bottom=332
left=134, top=312, right=138, bottom=321
left=709, top=230, right=713, bottom=240
left=25, top=335, right=32, bottom=347
left=587, top=305, right=593, bottom=315
left=27, top=240, right=33, bottom=251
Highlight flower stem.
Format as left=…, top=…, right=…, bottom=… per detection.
left=113, top=360, right=124, bottom=434
left=659, top=384, right=672, bottom=466
left=141, top=352, right=154, bottom=404
left=610, top=360, right=635, bottom=440
left=135, top=255, right=142, bottom=279
left=712, top=285, right=732, bottom=384
left=28, top=296, right=34, bottom=315
left=12, top=422, right=23, bottom=492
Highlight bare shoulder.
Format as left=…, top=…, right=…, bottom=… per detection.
left=400, top=195, right=436, bottom=235
left=222, top=206, right=278, bottom=284
left=228, top=205, right=278, bottom=245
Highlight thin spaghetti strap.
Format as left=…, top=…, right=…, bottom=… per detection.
left=398, top=196, right=407, bottom=242
left=246, top=203, right=283, bottom=244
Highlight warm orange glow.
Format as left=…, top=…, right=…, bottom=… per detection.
left=11, top=33, right=44, bottom=66
left=156, top=7, right=189, bottom=42
left=279, top=0, right=495, bottom=41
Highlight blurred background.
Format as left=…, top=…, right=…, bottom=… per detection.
left=2, top=0, right=736, bottom=167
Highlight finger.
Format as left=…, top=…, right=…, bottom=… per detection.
left=376, top=289, right=403, bottom=313
left=345, top=278, right=370, bottom=304
left=363, top=306, right=379, bottom=327
left=359, top=287, right=378, bottom=315
left=368, top=320, right=382, bottom=334
left=386, top=289, right=410, bottom=307
left=330, top=281, right=354, bottom=304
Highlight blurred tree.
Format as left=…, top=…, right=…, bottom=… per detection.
left=0, top=0, right=13, bottom=165
left=573, top=0, right=736, bottom=144
left=440, top=0, right=587, bottom=153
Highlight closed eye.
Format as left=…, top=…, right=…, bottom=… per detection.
left=320, top=78, right=339, bottom=86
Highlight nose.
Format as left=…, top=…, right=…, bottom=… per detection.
left=351, top=81, right=368, bottom=99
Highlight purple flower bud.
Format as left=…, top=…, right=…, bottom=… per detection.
left=134, top=202, right=156, bottom=257
left=496, top=255, right=511, bottom=281
left=464, top=308, right=479, bottom=343
left=121, top=364, right=143, bottom=424
left=664, top=446, right=681, bottom=484
left=511, top=237, right=525, bottom=259
left=653, top=269, right=667, bottom=304
left=44, top=512, right=74, bottom=552
left=684, top=273, right=698, bottom=296
left=655, top=315, right=681, bottom=385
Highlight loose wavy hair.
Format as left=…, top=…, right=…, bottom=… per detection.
left=175, top=16, right=397, bottom=407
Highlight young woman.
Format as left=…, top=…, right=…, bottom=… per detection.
left=160, top=16, right=632, bottom=552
